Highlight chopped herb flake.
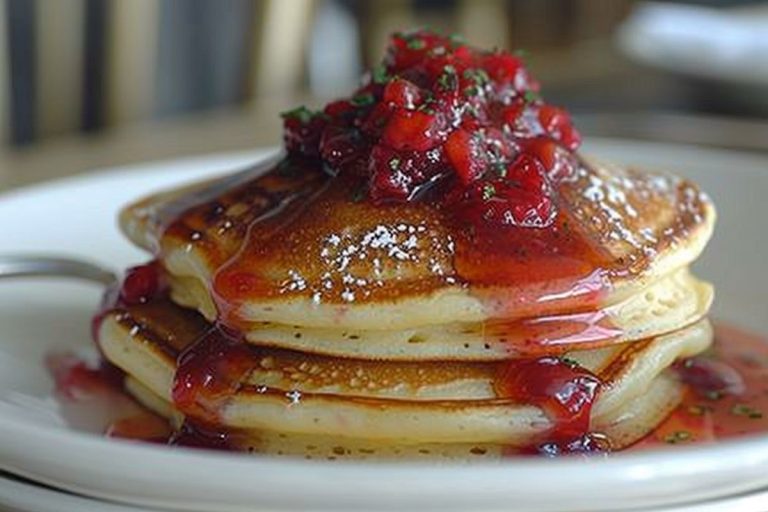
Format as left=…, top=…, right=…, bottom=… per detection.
left=731, top=404, right=763, bottom=419
left=463, top=68, right=490, bottom=85
left=463, top=86, right=480, bottom=98
left=351, top=93, right=375, bottom=107
left=407, top=38, right=426, bottom=50
left=663, top=430, right=692, bottom=444
left=280, top=105, right=315, bottom=123
left=705, top=390, right=724, bottom=401
left=372, top=65, right=389, bottom=84
left=687, top=404, right=712, bottom=416
left=351, top=185, right=367, bottom=203
left=482, top=183, right=497, bottom=201
left=449, top=33, right=466, bottom=46
left=523, top=90, right=541, bottom=103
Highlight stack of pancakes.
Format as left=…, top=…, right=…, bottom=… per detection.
left=96, top=155, right=715, bottom=459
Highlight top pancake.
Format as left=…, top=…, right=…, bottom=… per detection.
left=120, top=154, right=714, bottom=330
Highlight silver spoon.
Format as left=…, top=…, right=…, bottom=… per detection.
left=0, top=255, right=117, bottom=286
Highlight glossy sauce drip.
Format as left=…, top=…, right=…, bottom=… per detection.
left=631, top=323, right=768, bottom=450
left=84, top=300, right=768, bottom=455
left=169, top=419, right=237, bottom=450
left=485, top=307, right=624, bottom=356
left=92, top=260, right=165, bottom=337
left=172, top=324, right=255, bottom=424
left=495, top=357, right=603, bottom=454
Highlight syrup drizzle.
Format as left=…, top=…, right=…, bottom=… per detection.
left=88, top=271, right=768, bottom=456
left=495, top=356, right=604, bottom=454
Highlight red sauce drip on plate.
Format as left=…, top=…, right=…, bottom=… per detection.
left=630, top=323, right=768, bottom=450
left=169, top=419, right=237, bottom=451
left=46, top=352, right=170, bottom=442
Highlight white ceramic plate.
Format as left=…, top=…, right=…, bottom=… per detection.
left=2, top=473, right=768, bottom=512
left=1, top=140, right=767, bottom=512
left=0, top=473, right=160, bottom=512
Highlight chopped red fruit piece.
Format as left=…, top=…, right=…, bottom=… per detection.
left=381, top=109, right=446, bottom=151
left=383, top=78, right=422, bottom=109
left=368, top=144, right=445, bottom=202
left=120, top=262, right=161, bottom=305
left=458, top=154, right=555, bottom=228
left=538, top=105, right=581, bottom=150
left=523, top=137, right=578, bottom=182
left=323, top=99, right=356, bottom=119
left=481, top=52, right=524, bottom=86
left=444, top=129, right=485, bottom=185
left=319, top=126, right=362, bottom=171
left=388, top=30, right=451, bottom=71
left=282, top=108, right=327, bottom=157
left=277, top=29, right=583, bottom=218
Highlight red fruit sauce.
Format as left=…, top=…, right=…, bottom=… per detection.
left=281, top=30, right=579, bottom=223
left=81, top=262, right=768, bottom=455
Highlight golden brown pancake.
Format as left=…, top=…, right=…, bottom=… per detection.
left=119, top=156, right=714, bottom=331
left=97, top=297, right=712, bottom=448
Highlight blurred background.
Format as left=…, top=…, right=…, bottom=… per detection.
left=0, top=0, right=767, bottom=190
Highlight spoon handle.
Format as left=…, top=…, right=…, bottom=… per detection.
left=0, top=255, right=116, bottom=286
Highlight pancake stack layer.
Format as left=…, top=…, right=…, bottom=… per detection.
left=94, top=31, right=716, bottom=459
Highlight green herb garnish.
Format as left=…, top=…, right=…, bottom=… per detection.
left=372, top=65, right=389, bottom=85
left=523, top=90, right=541, bottom=103
left=731, top=404, right=763, bottom=419
left=280, top=105, right=316, bottom=123
left=462, top=68, right=490, bottom=86
left=449, top=33, right=466, bottom=46
left=437, top=64, right=458, bottom=90
left=407, top=38, right=426, bottom=50
left=663, top=430, right=692, bottom=444
left=351, top=93, right=375, bottom=107
left=482, top=183, right=497, bottom=201
left=687, top=404, right=713, bottom=416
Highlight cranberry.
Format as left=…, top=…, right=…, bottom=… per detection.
left=538, top=105, right=581, bottom=150
left=383, top=78, right=422, bottom=110
left=388, top=31, right=449, bottom=72
left=481, top=52, right=524, bottom=86
left=445, top=129, right=484, bottom=185
left=360, top=102, right=394, bottom=137
left=323, top=99, right=356, bottom=119
left=276, top=29, right=584, bottom=222
left=499, top=101, right=525, bottom=127
left=381, top=109, right=446, bottom=151
left=524, top=137, right=578, bottom=182
left=368, top=144, right=444, bottom=202
left=319, top=126, right=362, bottom=172
left=120, top=262, right=161, bottom=305
left=459, top=154, right=555, bottom=228
left=282, top=108, right=327, bottom=157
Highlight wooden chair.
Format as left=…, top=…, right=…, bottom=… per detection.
left=0, top=0, right=317, bottom=147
